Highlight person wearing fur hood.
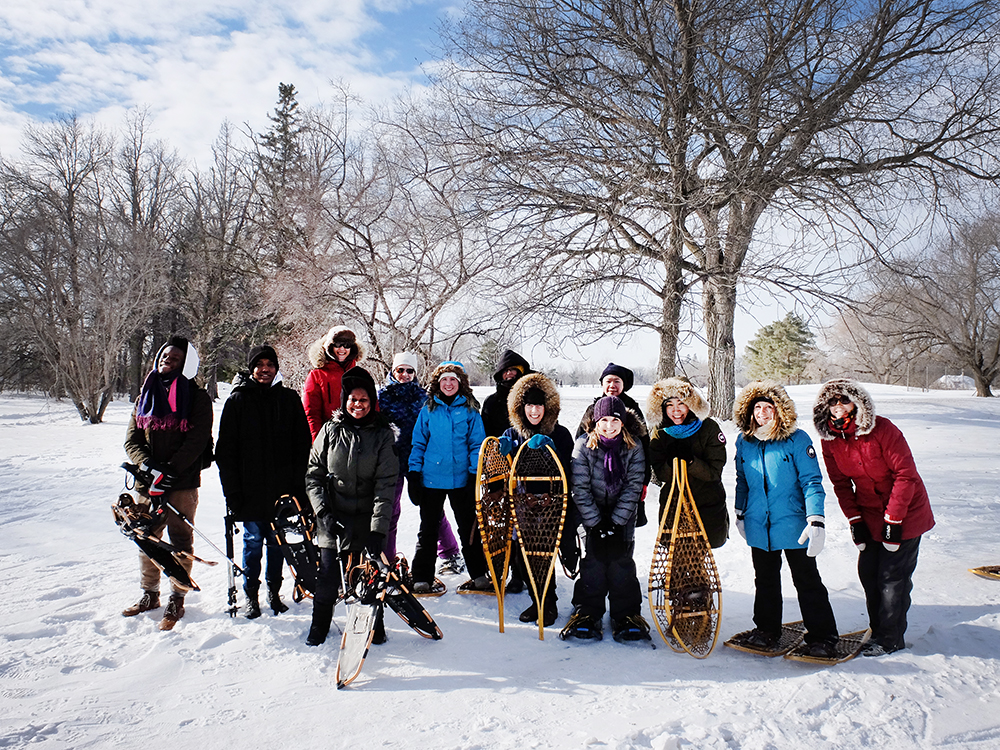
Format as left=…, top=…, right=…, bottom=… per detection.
left=733, top=380, right=839, bottom=657
left=813, top=379, right=934, bottom=656
left=646, top=378, right=729, bottom=548
left=500, top=372, right=575, bottom=626
left=302, top=325, right=364, bottom=441
left=304, top=366, right=398, bottom=647
left=408, top=362, right=489, bottom=593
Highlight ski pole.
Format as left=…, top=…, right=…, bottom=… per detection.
left=225, top=512, right=240, bottom=617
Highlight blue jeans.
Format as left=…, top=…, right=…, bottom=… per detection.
left=242, top=521, right=284, bottom=593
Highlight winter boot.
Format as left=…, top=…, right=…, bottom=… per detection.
left=306, top=603, right=333, bottom=646
left=244, top=589, right=262, bottom=620
left=267, top=585, right=289, bottom=615
left=518, top=602, right=538, bottom=623
left=560, top=609, right=602, bottom=641
left=122, top=590, right=160, bottom=617
left=159, top=594, right=185, bottom=631
left=611, top=613, right=651, bottom=642
left=437, top=553, right=466, bottom=576
left=371, top=606, right=387, bottom=645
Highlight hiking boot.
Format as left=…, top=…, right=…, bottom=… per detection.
left=159, top=595, right=185, bottom=631
left=862, top=641, right=900, bottom=658
left=612, top=613, right=651, bottom=642
left=743, top=628, right=781, bottom=650
left=306, top=604, right=333, bottom=646
left=437, top=553, right=466, bottom=576
left=244, top=591, right=262, bottom=620
left=519, top=603, right=538, bottom=623
left=412, top=581, right=431, bottom=594
left=122, top=590, right=160, bottom=617
left=267, top=587, right=289, bottom=615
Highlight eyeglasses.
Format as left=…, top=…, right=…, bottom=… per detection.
left=827, top=396, right=852, bottom=406
left=394, top=368, right=415, bottom=375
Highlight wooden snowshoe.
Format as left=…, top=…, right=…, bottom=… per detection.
left=785, top=628, right=871, bottom=665
left=647, top=458, right=722, bottom=658
left=725, top=621, right=807, bottom=657
left=475, top=436, right=513, bottom=630
left=509, top=443, right=568, bottom=640
left=969, top=565, right=1000, bottom=581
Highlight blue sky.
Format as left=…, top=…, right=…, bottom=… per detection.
left=0, top=0, right=458, bottom=164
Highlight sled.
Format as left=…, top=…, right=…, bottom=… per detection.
left=509, top=442, right=568, bottom=640
left=647, top=458, right=722, bottom=658
left=724, top=621, right=807, bottom=657
left=785, top=628, right=871, bottom=666
left=969, top=565, right=1000, bottom=581
left=475, top=436, right=513, bottom=630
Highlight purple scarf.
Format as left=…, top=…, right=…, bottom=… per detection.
left=598, top=435, right=625, bottom=498
left=134, top=370, right=192, bottom=432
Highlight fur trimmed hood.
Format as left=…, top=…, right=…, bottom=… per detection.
left=507, top=372, right=560, bottom=438
left=428, top=362, right=479, bottom=409
left=646, top=377, right=711, bottom=431
left=307, top=326, right=366, bottom=369
left=813, top=379, right=877, bottom=440
left=733, top=380, right=797, bottom=441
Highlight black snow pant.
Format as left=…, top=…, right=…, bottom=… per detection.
left=858, top=535, right=920, bottom=652
left=571, top=533, right=642, bottom=621
left=751, top=547, right=838, bottom=644
left=412, top=485, right=487, bottom=583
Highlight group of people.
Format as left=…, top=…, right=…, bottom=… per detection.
left=119, top=328, right=934, bottom=659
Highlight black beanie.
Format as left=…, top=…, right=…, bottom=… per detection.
left=600, top=363, right=634, bottom=392
left=340, top=366, right=378, bottom=416
left=522, top=386, right=547, bottom=406
left=248, top=344, right=279, bottom=372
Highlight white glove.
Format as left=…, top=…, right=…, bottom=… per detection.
left=736, top=514, right=746, bottom=541
left=797, top=515, right=826, bottom=557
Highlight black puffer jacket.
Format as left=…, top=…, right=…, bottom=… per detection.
left=215, top=373, right=312, bottom=522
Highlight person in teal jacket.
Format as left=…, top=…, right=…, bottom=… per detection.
left=733, top=380, right=839, bottom=658
left=408, top=361, right=489, bottom=593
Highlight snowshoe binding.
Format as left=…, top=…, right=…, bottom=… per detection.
left=612, top=613, right=652, bottom=643
left=560, top=610, right=603, bottom=641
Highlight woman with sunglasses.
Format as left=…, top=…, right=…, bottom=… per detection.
left=303, top=326, right=363, bottom=441
left=378, top=353, right=462, bottom=571
left=813, top=380, right=935, bottom=657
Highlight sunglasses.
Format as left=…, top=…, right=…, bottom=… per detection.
left=331, top=342, right=352, bottom=349
left=394, top=368, right=416, bottom=375
left=827, top=396, right=852, bottom=406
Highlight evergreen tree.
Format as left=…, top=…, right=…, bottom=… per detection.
left=744, top=313, right=816, bottom=384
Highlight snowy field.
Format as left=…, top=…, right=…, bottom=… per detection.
left=2, top=382, right=999, bottom=750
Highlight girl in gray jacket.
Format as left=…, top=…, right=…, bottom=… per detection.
left=563, top=396, right=649, bottom=642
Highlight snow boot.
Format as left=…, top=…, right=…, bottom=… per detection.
left=611, top=613, right=652, bottom=642
left=743, top=628, right=780, bottom=650
left=159, top=594, right=185, bottom=631
left=244, top=589, right=262, bottom=620
left=519, top=600, right=558, bottom=627
left=122, top=590, right=160, bottom=617
left=371, top=607, right=387, bottom=645
left=438, top=553, right=466, bottom=576
left=560, top=609, right=602, bottom=641
left=306, top=603, right=333, bottom=646
left=267, top=585, right=289, bottom=615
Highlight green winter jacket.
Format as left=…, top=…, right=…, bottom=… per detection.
left=305, top=411, right=398, bottom=551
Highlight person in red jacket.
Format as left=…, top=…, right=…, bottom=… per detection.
left=813, top=379, right=935, bottom=657
left=302, top=326, right=363, bottom=441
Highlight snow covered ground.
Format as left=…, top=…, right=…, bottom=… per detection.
left=2, top=383, right=999, bottom=750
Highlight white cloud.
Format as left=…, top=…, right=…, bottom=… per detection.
left=0, top=0, right=443, bottom=163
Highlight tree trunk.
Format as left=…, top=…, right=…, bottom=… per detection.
left=703, top=273, right=738, bottom=418
left=656, top=253, right=684, bottom=379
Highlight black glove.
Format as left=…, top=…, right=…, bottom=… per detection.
left=365, top=532, right=385, bottom=558
left=590, top=519, right=625, bottom=557
left=882, top=513, right=903, bottom=552
left=407, top=472, right=424, bottom=505
left=673, top=441, right=694, bottom=463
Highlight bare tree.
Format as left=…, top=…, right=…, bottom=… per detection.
left=864, top=214, right=1000, bottom=396
left=434, top=0, right=1000, bottom=413
left=0, top=117, right=166, bottom=422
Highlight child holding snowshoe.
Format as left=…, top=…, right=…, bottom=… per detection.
left=812, top=379, right=934, bottom=657
left=733, top=381, right=839, bottom=658
left=500, top=372, right=575, bottom=627
left=408, top=361, right=490, bottom=593
left=563, top=396, right=649, bottom=642
left=647, top=377, right=729, bottom=548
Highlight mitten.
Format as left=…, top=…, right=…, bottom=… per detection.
left=848, top=515, right=870, bottom=551
left=882, top=513, right=903, bottom=552
left=797, top=515, right=826, bottom=557
left=736, top=513, right=747, bottom=541
left=407, top=471, right=424, bottom=505
left=526, top=434, right=554, bottom=451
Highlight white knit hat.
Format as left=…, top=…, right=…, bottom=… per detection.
left=392, top=352, right=419, bottom=372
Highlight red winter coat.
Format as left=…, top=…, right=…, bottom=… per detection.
left=819, top=416, right=934, bottom=541
left=303, top=358, right=357, bottom=440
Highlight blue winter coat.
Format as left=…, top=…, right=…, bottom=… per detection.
left=734, top=430, right=826, bottom=551
left=409, top=394, right=486, bottom=490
